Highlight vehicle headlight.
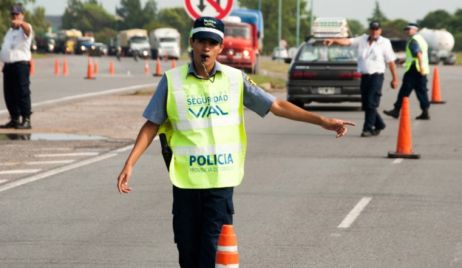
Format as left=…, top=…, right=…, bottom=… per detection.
left=243, top=50, right=250, bottom=58
left=143, top=50, right=148, bottom=56
left=91, top=45, right=96, bottom=50
left=227, top=49, right=234, bottom=56
left=81, top=46, right=86, bottom=51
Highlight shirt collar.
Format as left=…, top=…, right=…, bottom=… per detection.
left=187, top=61, right=222, bottom=78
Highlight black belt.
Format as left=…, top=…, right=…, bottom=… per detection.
left=4, top=61, right=29, bottom=66
left=361, top=72, right=384, bottom=77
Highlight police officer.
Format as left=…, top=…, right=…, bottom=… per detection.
left=0, top=3, right=33, bottom=129
left=116, top=17, right=354, bottom=268
left=324, top=21, right=399, bottom=137
left=384, top=23, right=430, bottom=120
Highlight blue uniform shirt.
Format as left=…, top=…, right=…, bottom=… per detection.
left=143, top=62, right=276, bottom=125
left=409, top=39, right=421, bottom=57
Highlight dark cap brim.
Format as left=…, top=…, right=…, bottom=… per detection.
left=192, top=32, right=223, bottom=43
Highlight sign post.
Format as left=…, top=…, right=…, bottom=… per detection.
left=184, top=0, right=234, bottom=20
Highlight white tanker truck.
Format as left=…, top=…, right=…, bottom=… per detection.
left=419, top=28, right=456, bottom=65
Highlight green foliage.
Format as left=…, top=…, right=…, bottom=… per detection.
left=368, top=1, right=388, bottom=24
left=238, top=0, right=311, bottom=54
left=62, top=0, right=116, bottom=34
left=454, top=32, right=462, bottom=51
left=348, top=20, right=365, bottom=36
left=418, top=10, right=452, bottom=29
left=382, top=19, right=408, bottom=38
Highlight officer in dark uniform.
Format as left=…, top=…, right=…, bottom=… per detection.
left=0, top=3, right=33, bottom=129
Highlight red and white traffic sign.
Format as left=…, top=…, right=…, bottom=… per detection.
left=184, top=0, right=234, bottom=20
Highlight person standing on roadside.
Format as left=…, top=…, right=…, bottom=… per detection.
left=384, top=23, right=431, bottom=120
left=116, top=16, right=355, bottom=268
left=324, top=21, right=399, bottom=137
left=0, top=3, right=33, bottom=129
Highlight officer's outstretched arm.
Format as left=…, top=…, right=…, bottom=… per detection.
left=117, top=121, right=159, bottom=193
left=270, top=99, right=355, bottom=138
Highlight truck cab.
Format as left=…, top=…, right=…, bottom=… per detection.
left=149, top=28, right=181, bottom=60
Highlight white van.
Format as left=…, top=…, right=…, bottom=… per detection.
left=149, top=28, right=181, bottom=59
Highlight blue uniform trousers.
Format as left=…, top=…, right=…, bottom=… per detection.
left=393, top=66, right=430, bottom=111
left=360, top=73, right=385, bottom=132
left=172, top=186, right=234, bottom=268
left=2, top=61, right=31, bottom=119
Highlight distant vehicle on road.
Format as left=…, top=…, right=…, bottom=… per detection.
left=74, top=37, right=95, bottom=55
left=287, top=17, right=360, bottom=107
left=271, top=46, right=288, bottom=61
left=89, top=42, right=108, bottom=57
left=55, top=29, right=82, bottom=54
left=149, top=28, right=180, bottom=60
left=419, top=28, right=456, bottom=65
left=218, top=9, right=264, bottom=74
left=117, top=29, right=150, bottom=59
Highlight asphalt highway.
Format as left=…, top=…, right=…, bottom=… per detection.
left=0, top=56, right=461, bottom=267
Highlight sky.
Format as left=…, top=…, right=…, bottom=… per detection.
left=30, top=0, right=462, bottom=25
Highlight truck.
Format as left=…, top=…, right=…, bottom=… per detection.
left=217, top=8, right=263, bottom=74
left=55, top=29, right=82, bottom=54
left=149, top=28, right=181, bottom=60
left=419, top=28, right=456, bottom=65
left=117, top=29, right=150, bottom=58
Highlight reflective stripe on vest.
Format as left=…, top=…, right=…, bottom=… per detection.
left=405, top=34, right=429, bottom=75
left=164, top=64, right=247, bottom=189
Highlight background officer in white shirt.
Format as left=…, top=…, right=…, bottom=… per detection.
left=0, top=3, right=33, bottom=129
left=324, top=21, right=399, bottom=137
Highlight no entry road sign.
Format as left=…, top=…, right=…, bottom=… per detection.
left=184, top=0, right=234, bottom=20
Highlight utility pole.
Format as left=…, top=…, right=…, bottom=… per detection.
left=296, top=0, right=300, bottom=46
left=278, top=0, right=282, bottom=47
left=258, top=0, right=262, bottom=11
left=310, top=0, right=314, bottom=35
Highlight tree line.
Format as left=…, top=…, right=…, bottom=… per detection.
left=1, top=0, right=461, bottom=53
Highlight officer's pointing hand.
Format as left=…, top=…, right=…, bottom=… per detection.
left=322, top=118, right=355, bottom=138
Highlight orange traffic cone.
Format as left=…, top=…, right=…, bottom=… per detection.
left=431, top=66, right=446, bottom=104
left=29, top=59, right=35, bottom=76
left=85, top=57, right=95, bottom=80
left=171, top=59, right=177, bottom=69
left=93, top=60, right=99, bottom=75
left=54, top=59, right=60, bottom=76
left=62, top=58, right=69, bottom=76
left=215, top=224, right=239, bottom=268
left=388, top=97, right=420, bottom=159
left=154, top=57, right=162, bottom=76
left=109, top=61, right=115, bottom=75
left=144, top=60, right=150, bottom=75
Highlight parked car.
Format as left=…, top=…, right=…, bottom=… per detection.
left=286, top=38, right=361, bottom=107
left=74, top=37, right=95, bottom=54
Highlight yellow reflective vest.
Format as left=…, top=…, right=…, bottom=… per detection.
left=162, top=64, right=247, bottom=189
left=405, top=34, right=429, bottom=75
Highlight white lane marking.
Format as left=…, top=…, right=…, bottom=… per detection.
left=26, top=160, right=76, bottom=165
left=35, top=152, right=99, bottom=157
left=0, top=153, right=118, bottom=193
left=338, top=197, right=372, bottom=229
left=0, top=169, right=41, bottom=175
left=38, top=147, right=72, bottom=151
left=392, top=158, right=403, bottom=164
left=0, top=179, right=8, bottom=184
left=0, top=162, right=20, bottom=166
left=0, top=83, right=155, bottom=115
left=114, top=137, right=158, bottom=154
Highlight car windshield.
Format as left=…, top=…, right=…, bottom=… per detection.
left=224, top=25, right=251, bottom=39
left=131, top=36, right=148, bottom=43
left=298, top=43, right=357, bottom=62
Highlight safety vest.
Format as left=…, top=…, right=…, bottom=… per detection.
left=162, top=64, right=247, bottom=189
left=405, top=34, right=429, bottom=75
